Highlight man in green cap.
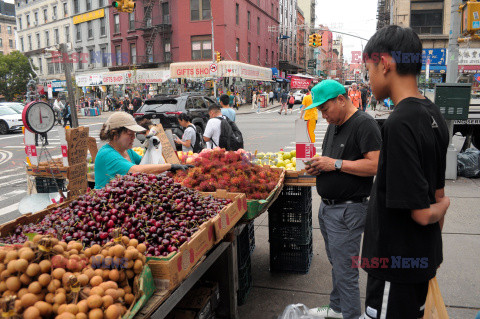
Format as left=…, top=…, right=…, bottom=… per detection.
left=304, top=79, right=382, bottom=319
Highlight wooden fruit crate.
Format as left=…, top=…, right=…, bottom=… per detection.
left=284, top=169, right=316, bottom=186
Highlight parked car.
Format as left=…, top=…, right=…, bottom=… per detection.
left=292, top=90, right=305, bottom=104
left=134, top=94, right=215, bottom=150
left=0, top=102, right=25, bottom=114
left=0, top=107, right=23, bottom=134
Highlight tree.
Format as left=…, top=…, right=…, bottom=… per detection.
left=0, top=51, right=36, bottom=101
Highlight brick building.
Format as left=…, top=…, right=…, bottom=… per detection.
left=296, top=6, right=306, bottom=70
left=0, top=14, right=16, bottom=55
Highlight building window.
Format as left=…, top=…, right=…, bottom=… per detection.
left=271, top=3, right=274, bottom=17
left=114, top=14, right=120, bottom=33
left=20, top=38, right=24, bottom=51
left=76, top=25, right=81, bottom=41
left=130, top=43, right=136, bottom=64
left=272, top=51, right=274, bottom=66
left=191, top=36, right=212, bottom=60
left=47, top=58, right=54, bottom=74
left=65, top=26, right=70, bottom=42
left=257, top=17, right=260, bottom=35
left=98, top=0, right=104, bottom=7
left=9, top=39, right=13, bottom=49
left=190, top=0, right=211, bottom=21
left=52, top=6, right=57, bottom=19
left=144, top=7, right=152, bottom=27
left=86, top=0, right=91, bottom=11
left=410, top=10, right=443, bottom=34
left=248, top=42, right=251, bottom=63
left=45, top=31, right=49, bottom=46
left=89, top=49, right=94, bottom=64
left=38, top=57, right=42, bottom=73
left=18, top=17, right=22, bottom=30
left=128, top=12, right=135, bottom=30
left=87, top=21, right=93, bottom=38
left=28, top=35, right=32, bottom=51
left=257, top=45, right=260, bottom=64
left=77, top=51, right=83, bottom=69
left=34, top=12, right=38, bottom=24
left=0, top=39, right=2, bottom=47
left=247, top=11, right=250, bottom=30
left=6, top=26, right=12, bottom=34
left=164, top=39, right=171, bottom=61
left=235, top=3, right=239, bottom=25
left=101, top=47, right=107, bottom=67
left=162, top=2, right=170, bottom=24
left=43, top=9, right=47, bottom=22
left=146, top=44, right=153, bottom=62
left=115, top=46, right=122, bottom=65
left=266, top=49, right=268, bottom=64
left=26, top=14, right=30, bottom=26
left=100, top=18, right=106, bottom=36
left=73, top=0, right=79, bottom=14
left=54, top=29, right=59, bottom=44
left=63, top=2, right=68, bottom=16
left=236, top=38, right=239, bottom=60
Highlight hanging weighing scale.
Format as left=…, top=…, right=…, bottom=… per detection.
left=22, top=101, right=56, bottom=134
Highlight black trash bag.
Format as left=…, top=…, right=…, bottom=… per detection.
left=457, top=148, right=480, bottom=178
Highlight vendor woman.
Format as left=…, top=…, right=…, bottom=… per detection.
left=95, top=112, right=191, bottom=189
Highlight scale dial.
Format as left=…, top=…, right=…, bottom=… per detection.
left=22, top=101, right=56, bottom=134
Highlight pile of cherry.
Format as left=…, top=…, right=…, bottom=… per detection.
left=0, top=174, right=231, bottom=257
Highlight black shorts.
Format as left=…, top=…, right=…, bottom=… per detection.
left=287, top=103, right=294, bottom=109
left=364, top=275, right=428, bottom=319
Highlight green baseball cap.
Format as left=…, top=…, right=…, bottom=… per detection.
left=304, top=79, right=346, bottom=110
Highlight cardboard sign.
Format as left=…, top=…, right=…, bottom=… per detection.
left=87, top=137, right=98, bottom=162
left=58, top=128, right=69, bottom=167
left=154, top=124, right=180, bottom=164
left=66, top=127, right=89, bottom=166
left=67, top=162, right=88, bottom=194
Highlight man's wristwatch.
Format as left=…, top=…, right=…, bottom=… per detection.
left=334, top=159, right=343, bottom=172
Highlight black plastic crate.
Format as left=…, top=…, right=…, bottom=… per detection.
left=269, top=186, right=312, bottom=212
left=268, top=203, right=312, bottom=244
left=236, top=223, right=251, bottom=266
left=237, top=254, right=252, bottom=306
left=270, top=238, right=313, bottom=274
left=35, top=177, right=66, bottom=193
left=247, top=221, right=255, bottom=254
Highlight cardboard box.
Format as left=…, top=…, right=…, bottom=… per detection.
left=176, top=287, right=213, bottom=319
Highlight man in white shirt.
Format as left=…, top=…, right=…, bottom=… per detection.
left=53, top=97, right=64, bottom=125
left=203, top=104, right=223, bottom=149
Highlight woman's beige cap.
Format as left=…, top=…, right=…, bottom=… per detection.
left=105, top=112, right=146, bottom=132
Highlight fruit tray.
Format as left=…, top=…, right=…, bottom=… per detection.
left=242, top=167, right=286, bottom=221
left=284, top=169, right=316, bottom=186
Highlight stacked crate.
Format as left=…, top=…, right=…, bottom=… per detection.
left=236, top=221, right=255, bottom=305
left=268, top=186, right=313, bottom=273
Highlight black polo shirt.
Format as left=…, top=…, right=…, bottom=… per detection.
left=362, top=97, right=449, bottom=284
left=316, top=110, right=382, bottom=200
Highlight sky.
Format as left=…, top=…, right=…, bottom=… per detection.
left=315, top=0, right=378, bottom=63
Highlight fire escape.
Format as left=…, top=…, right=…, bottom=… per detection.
left=136, top=0, right=172, bottom=67
left=376, top=0, right=390, bottom=30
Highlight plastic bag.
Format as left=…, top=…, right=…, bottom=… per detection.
left=457, top=148, right=480, bottom=178
left=424, top=277, right=449, bottom=319
left=140, top=136, right=166, bottom=165
left=278, top=304, right=315, bottom=319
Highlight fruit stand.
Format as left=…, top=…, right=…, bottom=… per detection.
left=3, top=120, right=319, bottom=318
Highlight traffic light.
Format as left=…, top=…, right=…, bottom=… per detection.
left=216, top=51, right=221, bottom=62
left=112, top=0, right=124, bottom=10
left=123, top=0, right=135, bottom=13
left=460, top=1, right=480, bottom=34
left=317, top=34, right=323, bottom=47
left=309, top=34, right=315, bottom=47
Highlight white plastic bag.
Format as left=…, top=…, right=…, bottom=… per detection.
left=278, top=304, right=315, bottom=319
left=139, top=136, right=166, bottom=165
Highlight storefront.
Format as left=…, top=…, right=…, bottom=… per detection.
left=420, top=48, right=447, bottom=88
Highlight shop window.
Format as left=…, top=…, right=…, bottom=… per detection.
left=191, top=36, right=212, bottom=60
left=190, top=0, right=211, bottom=21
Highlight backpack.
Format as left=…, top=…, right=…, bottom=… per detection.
left=188, top=125, right=206, bottom=153
left=214, top=117, right=244, bottom=151
left=289, top=96, right=295, bottom=104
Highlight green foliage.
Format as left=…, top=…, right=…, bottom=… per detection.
left=0, top=51, right=36, bottom=101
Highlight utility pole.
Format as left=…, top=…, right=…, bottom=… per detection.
left=60, top=43, right=78, bottom=128
left=445, top=0, right=461, bottom=180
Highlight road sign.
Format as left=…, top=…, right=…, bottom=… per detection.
left=210, top=63, right=217, bottom=73
left=308, top=60, right=316, bottom=69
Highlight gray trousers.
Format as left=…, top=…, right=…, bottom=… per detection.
left=318, top=201, right=368, bottom=319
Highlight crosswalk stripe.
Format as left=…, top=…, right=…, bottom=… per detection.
left=0, top=178, right=26, bottom=188
left=0, top=203, right=19, bottom=216
left=0, top=167, right=25, bottom=175
left=0, top=190, right=26, bottom=202
left=0, top=173, right=26, bottom=182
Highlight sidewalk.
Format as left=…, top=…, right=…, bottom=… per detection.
left=238, top=178, right=480, bottom=319
left=236, top=102, right=282, bottom=115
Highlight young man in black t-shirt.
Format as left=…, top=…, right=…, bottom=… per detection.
left=361, top=26, right=450, bottom=319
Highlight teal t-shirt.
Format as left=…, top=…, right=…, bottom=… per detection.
left=94, top=144, right=142, bottom=189
left=221, top=108, right=236, bottom=122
